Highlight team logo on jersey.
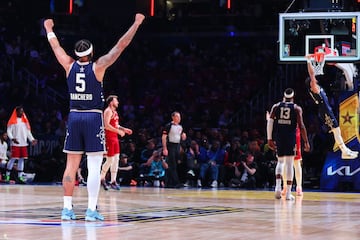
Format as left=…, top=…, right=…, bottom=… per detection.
left=97, top=126, right=105, bottom=144
left=324, top=114, right=335, bottom=129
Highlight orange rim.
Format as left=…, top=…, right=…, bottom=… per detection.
left=311, top=52, right=325, bottom=63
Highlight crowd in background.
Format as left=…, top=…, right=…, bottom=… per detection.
left=0, top=2, right=341, bottom=188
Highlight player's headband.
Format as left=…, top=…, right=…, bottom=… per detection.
left=75, top=44, right=93, bottom=57
left=284, top=89, right=294, bottom=98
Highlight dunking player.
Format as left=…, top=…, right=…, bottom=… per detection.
left=267, top=88, right=310, bottom=200
left=306, top=56, right=358, bottom=159
left=101, top=95, right=132, bottom=191
left=44, top=13, right=145, bottom=221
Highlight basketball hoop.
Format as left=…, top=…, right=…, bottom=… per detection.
left=309, top=52, right=326, bottom=76
left=314, top=45, right=339, bottom=57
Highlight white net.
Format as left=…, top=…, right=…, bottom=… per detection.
left=310, top=53, right=325, bottom=76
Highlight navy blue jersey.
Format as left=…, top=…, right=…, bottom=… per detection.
left=273, top=101, right=297, bottom=156
left=67, top=61, right=104, bottom=110
left=308, top=86, right=339, bottom=130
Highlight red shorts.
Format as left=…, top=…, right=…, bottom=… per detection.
left=105, top=137, right=120, bottom=157
left=11, top=146, right=29, bottom=159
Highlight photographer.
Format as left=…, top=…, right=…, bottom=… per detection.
left=231, top=152, right=257, bottom=189
left=143, top=149, right=168, bottom=187
left=117, top=153, right=135, bottom=186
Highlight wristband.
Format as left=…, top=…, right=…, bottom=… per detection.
left=47, top=32, right=56, bottom=40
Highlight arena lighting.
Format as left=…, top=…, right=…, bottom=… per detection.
left=69, top=0, right=73, bottom=14
left=150, top=0, right=155, bottom=16
left=166, top=1, right=176, bottom=21
left=227, top=0, right=231, bottom=9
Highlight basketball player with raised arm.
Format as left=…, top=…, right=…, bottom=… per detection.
left=306, top=56, right=358, bottom=159
left=44, top=13, right=145, bottom=221
left=267, top=88, right=310, bottom=200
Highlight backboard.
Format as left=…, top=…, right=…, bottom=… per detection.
left=279, top=12, right=360, bottom=62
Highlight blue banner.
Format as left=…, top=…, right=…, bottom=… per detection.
left=28, top=134, right=62, bottom=157
left=320, top=144, right=360, bottom=191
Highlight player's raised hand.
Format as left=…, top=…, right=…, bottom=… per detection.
left=44, top=19, right=54, bottom=30
left=135, top=14, right=145, bottom=25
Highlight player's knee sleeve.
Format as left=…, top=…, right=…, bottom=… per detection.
left=294, top=160, right=301, bottom=175
left=276, top=157, right=285, bottom=175
left=87, top=154, right=103, bottom=197
left=294, top=160, right=302, bottom=184
left=17, top=158, right=24, bottom=171
left=285, top=156, right=294, bottom=181
left=332, top=127, right=345, bottom=145
left=101, top=156, right=113, bottom=177
left=7, top=159, right=15, bottom=171
left=110, top=154, right=119, bottom=173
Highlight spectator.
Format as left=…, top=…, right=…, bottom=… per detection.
left=139, top=138, right=156, bottom=178
left=116, top=153, right=134, bottom=185
left=143, top=149, right=168, bottom=187
left=224, top=137, right=243, bottom=186
left=6, top=106, right=37, bottom=183
left=232, top=152, right=258, bottom=189
left=183, top=140, right=200, bottom=187
left=0, top=131, right=9, bottom=182
left=206, top=140, right=226, bottom=188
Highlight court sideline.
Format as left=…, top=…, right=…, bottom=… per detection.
left=1, top=185, right=360, bottom=240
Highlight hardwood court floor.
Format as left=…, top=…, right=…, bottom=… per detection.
left=0, top=184, right=360, bottom=240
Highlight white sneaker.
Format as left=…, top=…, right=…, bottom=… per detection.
left=183, top=180, right=190, bottom=187
left=187, top=170, right=195, bottom=177
left=211, top=180, right=218, bottom=188
left=341, top=148, right=358, bottom=159
left=275, top=190, right=281, bottom=199
left=296, top=186, right=303, bottom=196
left=153, top=180, right=160, bottom=187
left=286, top=194, right=295, bottom=201
left=197, top=179, right=202, bottom=187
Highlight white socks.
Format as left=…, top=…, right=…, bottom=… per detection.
left=87, top=154, right=103, bottom=211
left=63, top=196, right=72, bottom=210
left=110, top=154, right=119, bottom=183
left=331, top=127, right=348, bottom=152
left=275, top=158, right=284, bottom=191
left=100, top=156, right=113, bottom=180
left=293, top=160, right=302, bottom=188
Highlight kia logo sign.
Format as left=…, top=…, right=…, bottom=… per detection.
left=327, top=166, right=360, bottom=176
